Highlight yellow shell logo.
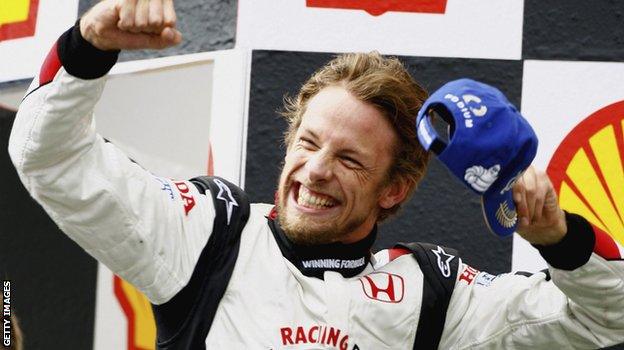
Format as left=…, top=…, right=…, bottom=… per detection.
left=0, top=0, right=39, bottom=41
left=547, top=100, right=624, bottom=245
left=115, top=277, right=156, bottom=350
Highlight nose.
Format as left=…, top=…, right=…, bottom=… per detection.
left=305, top=151, right=333, bottom=183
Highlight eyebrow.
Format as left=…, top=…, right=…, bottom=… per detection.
left=302, top=127, right=369, bottom=160
left=337, top=141, right=369, bottom=160
left=303, top=128, right=320, bottom=141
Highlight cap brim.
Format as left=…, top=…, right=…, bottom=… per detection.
left=481, top=189, right=518, bottom=237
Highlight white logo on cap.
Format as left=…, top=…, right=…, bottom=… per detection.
left=444, top=93, right=488, bottom=129
left=462, top=94, right=488, bottom=117
left=464, top=164, right=500, bottom=193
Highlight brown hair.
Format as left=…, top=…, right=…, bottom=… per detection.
left=8, top=314, right=23, bottom=350
left=281, top=52, right=430, bottom=220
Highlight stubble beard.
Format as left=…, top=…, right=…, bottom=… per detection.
left=276, top=179, right=373, bottom=246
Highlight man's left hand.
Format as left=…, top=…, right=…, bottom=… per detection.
left=513, top=166, right=567, bottom=245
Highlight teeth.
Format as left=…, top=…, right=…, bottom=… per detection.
left=297, top=185, right=336, bottom=209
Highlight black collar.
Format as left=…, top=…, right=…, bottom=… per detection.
left=268, top=215, right=376, bottom=279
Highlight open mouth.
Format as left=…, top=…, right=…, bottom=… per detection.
left=293, top=182, right=338, bottom=210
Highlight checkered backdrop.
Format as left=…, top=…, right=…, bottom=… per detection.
left=1, top=1, right=623, bottom=348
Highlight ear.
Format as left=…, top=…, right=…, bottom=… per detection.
left=378, top=177, right=410, bottom=209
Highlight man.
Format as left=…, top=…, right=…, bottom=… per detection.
left=8, top=0, right=624, bottom=349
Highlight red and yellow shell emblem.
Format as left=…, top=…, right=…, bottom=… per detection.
left=547, top=100, right=624, bottom=245
left=0, top=0, right=39, bottom=41
left=306, top=0, right=447, bottom=16
left=115, top=277, right=157, bottom=350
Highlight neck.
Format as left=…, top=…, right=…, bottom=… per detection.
left=268, top=216, right=377, bottom=279
left=337, top=217, right=378, bottom=244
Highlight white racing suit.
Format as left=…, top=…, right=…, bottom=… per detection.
left=9, top=24, right=624, bottom=349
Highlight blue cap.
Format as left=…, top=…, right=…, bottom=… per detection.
left=416, top=79, right=538, bottom=237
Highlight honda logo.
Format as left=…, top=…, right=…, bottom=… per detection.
left=359, top=272, right=404, bottom=303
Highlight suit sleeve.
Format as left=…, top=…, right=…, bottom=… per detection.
left=8, top=23, right=216, bottom=305
left=440, top=212, right=624, bottom=349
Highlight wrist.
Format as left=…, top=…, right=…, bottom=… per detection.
left=532, top=211, right=595, bottom=270
left=519, top=209, right=567, bottom=246
left=57, top=20, right=120, bottom=79
left=535, top=209, right=567, bottom=246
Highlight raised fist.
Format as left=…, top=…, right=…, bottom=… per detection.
left=80, top=0, right=182, bottom=51
left=513, top=166, right=567, bottom=246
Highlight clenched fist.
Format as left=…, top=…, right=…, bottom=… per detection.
left=513, top=166, right=567, bottom=246
left=80, top=0, right=182, bottom=51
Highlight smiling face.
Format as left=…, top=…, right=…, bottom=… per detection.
left=277, top=86, right=409, bottom=245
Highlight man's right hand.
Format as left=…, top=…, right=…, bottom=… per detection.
left=80, top=0, right=182, bottom=51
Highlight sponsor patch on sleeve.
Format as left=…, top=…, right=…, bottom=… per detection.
left=474, top=272, right=498, bottom=287
left=153, top=177, right=175, bottom=201
left=162, top=179, right=196, bottom=216
left=458, top=265, right=479, bottom=285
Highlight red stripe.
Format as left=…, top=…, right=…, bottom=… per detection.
left=268, top=206, right=278, bottom=220
left=114, top=276, right=138, bottom=350
left=39, top=41, right=62, bottom=85
left=592, top=225, right=621, bottom=260
left=306, top=0, right=447, bottom=15
left=268, top=192, right=279, bottom=220
left=206, top=142, right=214, bottom=176
left=388, top=247, right=411, bottom=261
